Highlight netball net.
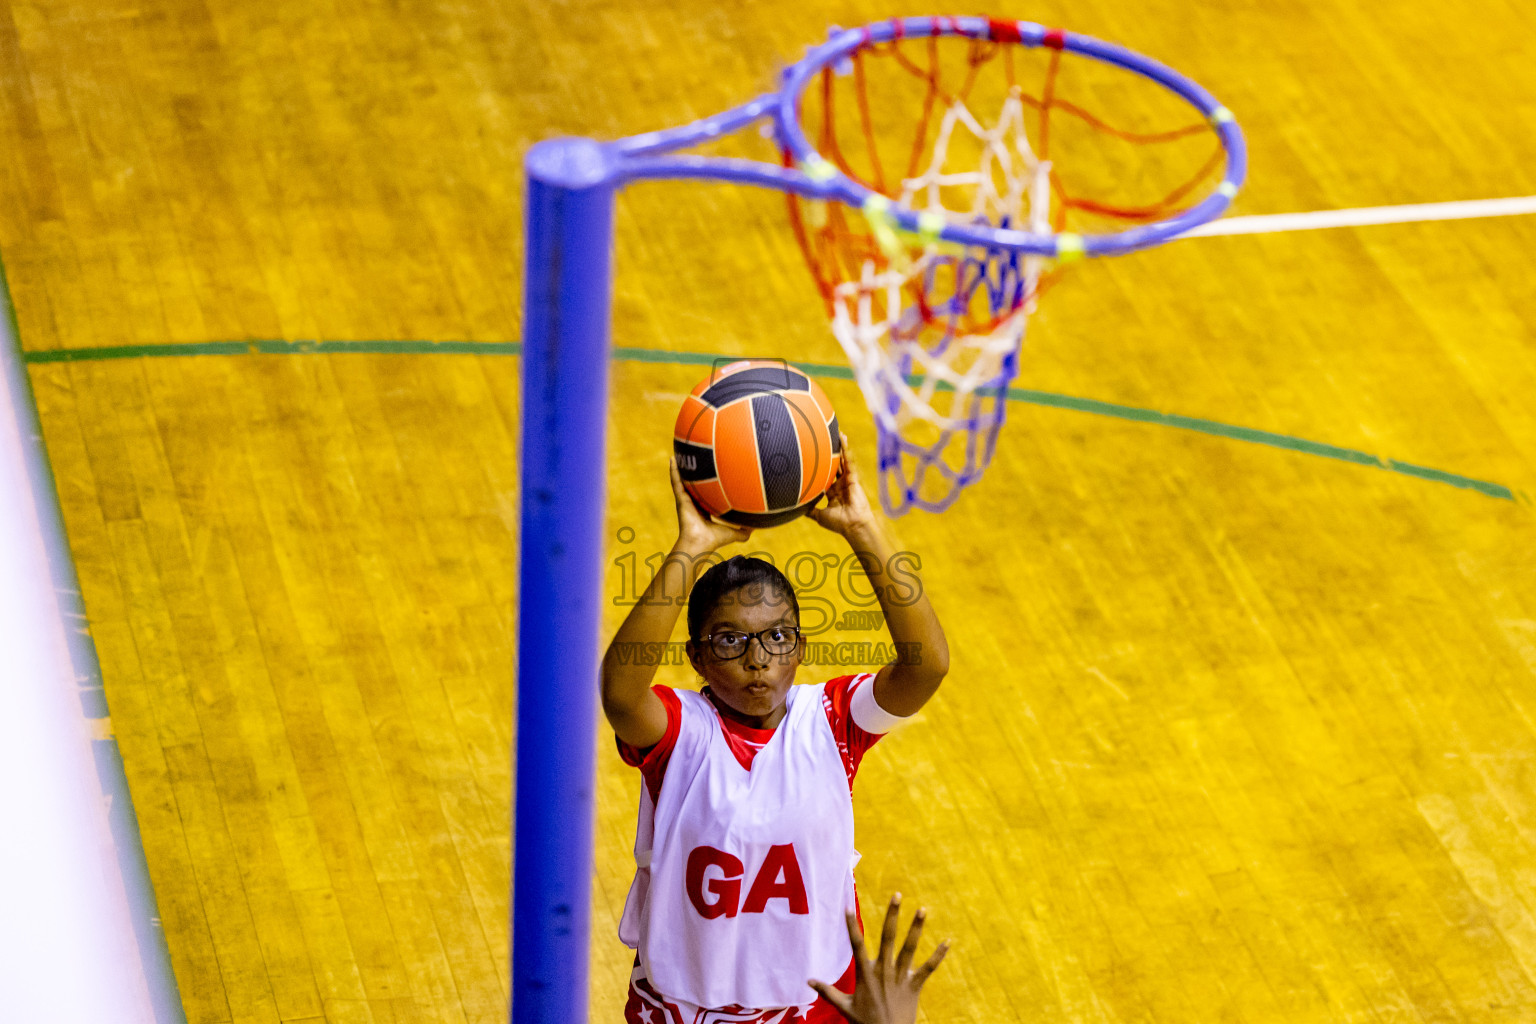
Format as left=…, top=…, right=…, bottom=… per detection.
left=785, top=25, right=1225, bottom=513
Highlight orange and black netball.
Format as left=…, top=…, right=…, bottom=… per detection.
left=673, top=360, right=841, bottom=527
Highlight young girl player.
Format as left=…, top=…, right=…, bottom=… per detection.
left=601, top=441, right=950, bottom=1024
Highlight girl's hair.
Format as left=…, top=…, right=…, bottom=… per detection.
left=687, top=556, right=799, bottom=640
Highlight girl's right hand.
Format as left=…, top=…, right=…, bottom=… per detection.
left=671, top=458, right=752, bottom=553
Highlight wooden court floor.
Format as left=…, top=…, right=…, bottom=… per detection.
left=3, top=0, right=1536, bottom=1022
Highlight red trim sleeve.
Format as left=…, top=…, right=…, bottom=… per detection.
left=821, top=675, right=884, bottom=787
left=615, top=686, right=682, bottom=802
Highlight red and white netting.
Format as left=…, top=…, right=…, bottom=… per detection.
left=785, top=27, right=1223, bottom=513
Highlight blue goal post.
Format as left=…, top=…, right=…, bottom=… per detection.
left=512, top=16, right=1244, bottom=1024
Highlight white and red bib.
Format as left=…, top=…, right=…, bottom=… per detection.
left=620, top=681, right=871, bottom=1010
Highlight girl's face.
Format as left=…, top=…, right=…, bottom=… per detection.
left=689, top=584, right=803, bottom=729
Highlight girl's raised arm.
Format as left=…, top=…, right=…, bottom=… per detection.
left=600, top=460, right=751, bottom=748
left=807, top=440, right=950, bottom=717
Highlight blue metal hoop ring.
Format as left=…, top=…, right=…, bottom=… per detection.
left=604, top=14, right=1247, bottom=258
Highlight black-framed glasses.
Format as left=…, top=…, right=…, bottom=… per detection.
left=702, top=626, right=802, bottom=661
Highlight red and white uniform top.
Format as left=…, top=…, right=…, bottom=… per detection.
left=618, top=673, right=903, bottom=1013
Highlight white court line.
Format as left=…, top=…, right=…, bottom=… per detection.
left=1183, top=195, right=1536, bottom=237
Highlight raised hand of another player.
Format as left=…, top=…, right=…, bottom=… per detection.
left=806, top=434, right=878, bottom=539
left=808, top=894, right=950, bottom=1024
left=671, top=457, right=751, bottom=554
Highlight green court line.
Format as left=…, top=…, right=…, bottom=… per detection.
left=22, top=338, right=1516, bottom=502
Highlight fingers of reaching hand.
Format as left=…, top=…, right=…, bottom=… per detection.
left=843, top=910, right=866, bottom=955
left=894, top=907, right=925, bottom=975
left=823, top=896, right=949, bottom=1024
left=912, top=940, right=950, bottom=986
left=844, top=910, right=874, bottom=982
left=808, top=980, right=856, bottom=1021
left=873, top=895, right=949, bottom=988
left=878, top=893, right=903, bottom=980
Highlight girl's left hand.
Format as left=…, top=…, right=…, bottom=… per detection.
left=807, top=434, right=877, bottom=538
